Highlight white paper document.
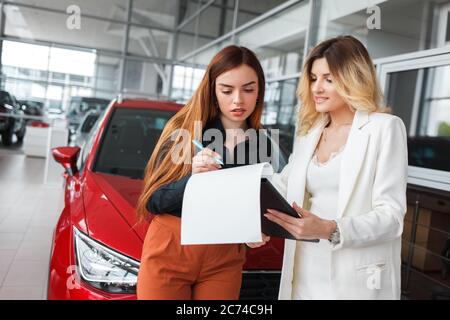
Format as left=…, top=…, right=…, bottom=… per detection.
left=181, top=162, right=273, bottom=245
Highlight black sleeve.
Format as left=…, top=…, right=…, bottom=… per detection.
left=145, top=139, right=191, bottom=217
left=146, top=175, right=191, bottom=217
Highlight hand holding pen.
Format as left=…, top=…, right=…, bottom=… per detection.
left=191, top=140, right=224, bottom=174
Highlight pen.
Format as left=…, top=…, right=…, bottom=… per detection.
left=192, top=140, right=224, bottom=165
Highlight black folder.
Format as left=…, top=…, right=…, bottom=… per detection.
left=260, top=178, right=319, bottom=242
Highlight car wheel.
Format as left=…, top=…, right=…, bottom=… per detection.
left=2, top=128, right=13, bottom=146
left=16, top=125, right=26, bottom=142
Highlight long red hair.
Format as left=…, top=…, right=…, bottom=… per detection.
left=136, top=45, right=265, bottom=222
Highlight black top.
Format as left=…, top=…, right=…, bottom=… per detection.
left=146, top=117, right=273, bottom=217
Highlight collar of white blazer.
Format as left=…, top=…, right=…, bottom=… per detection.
left=296, top=110, right=371, bottom=218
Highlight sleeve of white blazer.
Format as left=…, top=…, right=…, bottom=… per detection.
left=333, top=116, right=408, bottom=250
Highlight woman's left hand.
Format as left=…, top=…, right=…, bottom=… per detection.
left=264, top=202, right=336, bottom=240
left=246, top=233, right=271, bottom=248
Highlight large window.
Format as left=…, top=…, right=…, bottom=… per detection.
left=377, top=48, right=450, bottom=191
left=171, top=65, right=205, bottom=102
left=0, top=40, right=110, bottom=113
left=263, top=78, right=298, bottom=154
left=0, top=0, right=191, bottom=103
left=386, top=65, right=450, bottom=173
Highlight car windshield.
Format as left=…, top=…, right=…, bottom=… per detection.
left=93, top=107, right=176, bottom=179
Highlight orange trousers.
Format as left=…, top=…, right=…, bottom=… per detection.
left=137, top=214, right=246, bottom=300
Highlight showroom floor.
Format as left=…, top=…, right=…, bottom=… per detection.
left=0, top=146, right=64, bottom=300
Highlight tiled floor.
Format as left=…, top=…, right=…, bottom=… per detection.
left=0, top=146, right=64, bottom=300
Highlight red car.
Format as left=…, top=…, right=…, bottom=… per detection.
left=48, top=98, right=286, bottom=300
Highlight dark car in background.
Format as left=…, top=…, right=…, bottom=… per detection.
left=19, top=99, right=45, bottom=118
left=67, top=96, right=110, bottom=133
left=0, top=90, right=26, bottom=146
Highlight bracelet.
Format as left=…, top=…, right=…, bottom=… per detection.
left=328, top=221, right=340, bottom=245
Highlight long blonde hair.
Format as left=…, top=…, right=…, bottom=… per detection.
left=297, top=35, right=388, bottom=136
left=136, top=45, right=265, bottom=223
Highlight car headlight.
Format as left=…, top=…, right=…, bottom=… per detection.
left=73, top=227, right=140, bottom=294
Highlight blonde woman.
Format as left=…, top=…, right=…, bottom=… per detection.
left=260, top=36, right=408, bottom=299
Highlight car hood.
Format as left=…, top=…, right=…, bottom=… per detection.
left=91, top=172, right=148, bottom=239
left=82, top=172, right=148, bottom=260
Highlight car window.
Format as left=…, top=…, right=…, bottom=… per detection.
left=408, top=137, right=450, bottom=172
left=80, top=114, right=100, bottom=133
left=93, top=108, right=176, bottom=179
left=78, top=115, right=102, bottom=174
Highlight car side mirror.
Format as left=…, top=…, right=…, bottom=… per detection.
left=52, top=146, right=81, bottom=177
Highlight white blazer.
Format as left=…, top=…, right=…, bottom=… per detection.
left=270, top=110, right=408, bottom=300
